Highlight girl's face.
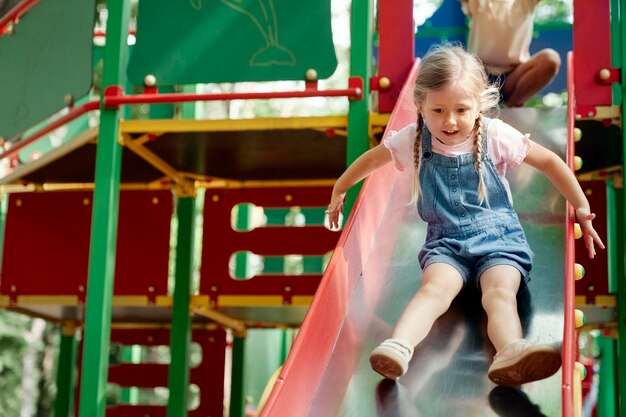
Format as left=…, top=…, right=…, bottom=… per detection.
left=421, top=82, right=480, bottom=146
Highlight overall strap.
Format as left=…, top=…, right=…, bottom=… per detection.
left=421, top=122, right=433, bottom=158
left=480, top=116, right=491, bottom=155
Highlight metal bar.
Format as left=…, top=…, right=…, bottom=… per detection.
left=54, top=325, right=78, bottom=417
left=77, top=0, right=130, bottom=416
left=121, top=134, right=195, bottom=196
left=104, top=85, right=363, bottom=108
left=344, top=0, right=374, bottom=219
left=120, top=346, right=141, bottom=405
left=618, top=0, right=626, bottom=413
left=119, top=115, right=349, bottom=133
left=229, top=337, right=246, bottom=417
left=610, top=0, right=622, bottom=106
left=192, top=305, right=247, bottom=334
left=607, top=181, right=618, bottom=297
left=597, top=336, right=617, bottom=417
left=0, top=193, right=6, bottom=268
left=0, top=0, right=39, bottom=35
left=92, top=28, right=136, bottom=37
left=0, top=101, right=99, bottom=162
left=234, top=204, right=251, bottom=279
left=563, top=51, right=576, bottom=417
left=166, top=197, right=196, bottom=417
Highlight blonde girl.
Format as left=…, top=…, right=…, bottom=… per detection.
left=326, top=44, right=603, bottom=386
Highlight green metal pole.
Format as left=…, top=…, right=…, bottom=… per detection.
left=608, top=181, right=619, bottom=294
left=54, top=325, right=78, bottom=417
left=150, top=85, right=175, bottom=119
left=280, top=329, right=290, bottom=363
left=618, top=1, right=626, bottom=413
left=611, top=0, right=622, bottom=105
left=616, top=185, right=626, bottom=417
left=167, top=196, right=197, bottom=417
left=344, top=0, right=373, bottom=218
left=120, top=346, right=141, bottom=405
left=598, top=335, right=618, bottom=417
left=181, top=85, right=197, bottom=120
left=617, top=190, right=626, bottom=416
left=263, top=208, right=287, bottom=274
left=235, top=204, right=251, bottom=279
left=602, top=181, right=619, bottom=415
left=230, top=336, right=246, bottom=417
left=0, top=192, right=6, bottom=267
left=78, top=1, right=130, bottom=416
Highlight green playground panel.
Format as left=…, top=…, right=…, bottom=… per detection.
left=127, top=0, right=337, bottom=85
left=0, top=0, right=95, bottom=139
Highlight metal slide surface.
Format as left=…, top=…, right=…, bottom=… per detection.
left=261, top=63, right=568, bottom=416
left=327, top=107, right=567, bottom=417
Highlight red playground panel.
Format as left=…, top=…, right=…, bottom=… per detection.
left=105, top=328, right=227, bottom=417
left=573, top=0, right=614, bottom=110
left=200, top=186, right=339, bottom=304
left=1, top=190, right=173, bottom=303
left=574, top=181, right=609, bottom=303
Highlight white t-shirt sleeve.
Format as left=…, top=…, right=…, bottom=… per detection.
left=382, top=123, right=416, bottom=171
left=488, top=119, right=531, bottom=172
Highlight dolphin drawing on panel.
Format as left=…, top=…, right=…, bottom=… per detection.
left=192, top=0, right=296, bottom=67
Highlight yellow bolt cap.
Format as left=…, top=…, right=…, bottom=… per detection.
left=574, top=263, right=585, bottom=280
left=574, top=309, right=585, bottom=328
left=574, top=156, right=583, bottom=171
left=574, top=223, right=582, bottom=239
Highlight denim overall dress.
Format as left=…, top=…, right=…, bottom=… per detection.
left=417, top=117, right=534, bottom=288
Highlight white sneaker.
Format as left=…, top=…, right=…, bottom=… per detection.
left=488, top=339, right=561, bottom=386
left=369, top=338, right=414, bottom=380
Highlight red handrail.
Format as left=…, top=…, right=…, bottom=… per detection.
left=104, top=77, right=364, bottom=108
left=1, top=77, right=363, bottom=162
left=562, top=50, right=576, bottom=417
left=93, top=28, right=137, bottom=37
left=0, top=0, right=38, bottom=36
left=105, top=89, right=360, bottom=106
left=0, top=100, right=99, bottom=162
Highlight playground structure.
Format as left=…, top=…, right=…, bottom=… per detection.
left=0, top=0, right=624, bottom=416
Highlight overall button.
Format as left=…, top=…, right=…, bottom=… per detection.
left=452, top=188, right=457, bottom=192
left=451, top=175, right=456, bottom=179
left=454, top=202, right=460, bottom=206
left=460, top=213, right=466, bottom=217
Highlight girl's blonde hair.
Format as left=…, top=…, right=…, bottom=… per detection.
left=411, top=43, right=500, bottom=205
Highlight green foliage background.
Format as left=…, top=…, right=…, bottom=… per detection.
left=0, top=311, right=56, bottom=417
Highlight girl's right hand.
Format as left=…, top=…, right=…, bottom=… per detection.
left=326, top=192, right=345, bottom=229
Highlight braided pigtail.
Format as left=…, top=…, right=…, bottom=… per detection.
left=411, top=113, right=424, bottom=204
left=473, top=117, right=489, bottom=206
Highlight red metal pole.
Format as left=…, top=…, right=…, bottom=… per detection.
left=562, top=51, right=576, bottom=417
left=572, top=0, right=613, bottom=109
left=1, top=78, right=363, bottom=163
left=93, top=28, right=136, bottom=38
left=377, top=0, right=414, bottom=113
left=104, top=77, right=364, bottom=108
left=0, top=100, right=99, bottom=161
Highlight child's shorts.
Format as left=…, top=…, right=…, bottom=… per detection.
left=418, top=223, right=534, bottom=290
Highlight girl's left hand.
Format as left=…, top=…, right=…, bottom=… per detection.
left=576, top=208, right=605, bottom=258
